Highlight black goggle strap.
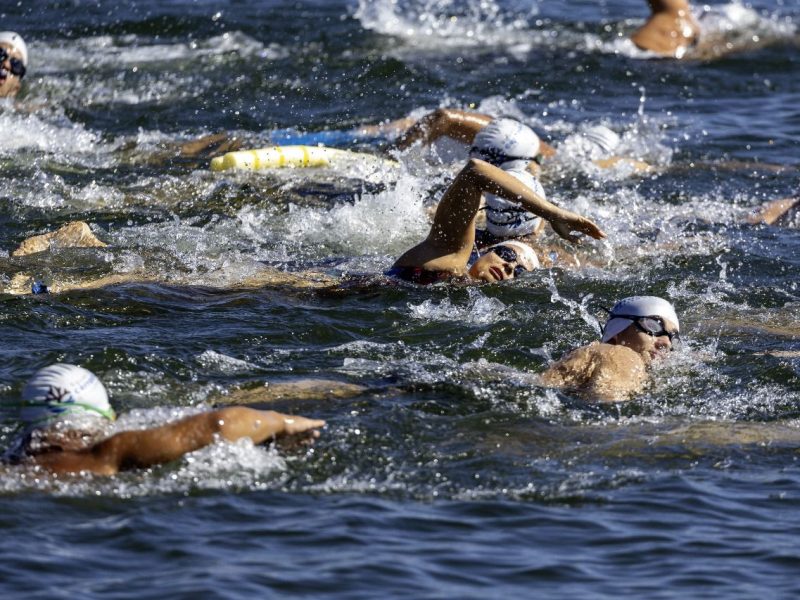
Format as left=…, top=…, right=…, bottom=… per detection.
left=470, top=146, right=535, bottom=167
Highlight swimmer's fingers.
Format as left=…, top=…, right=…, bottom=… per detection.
left=281, top=416, right=326, bottom=436
left=275, top=418, right=325, bottom=450
left=551, top=215, right=606, bottom=244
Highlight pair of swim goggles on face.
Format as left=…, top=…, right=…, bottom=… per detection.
left=489, top=245, right=527, bottom=278
left=0, top=48, right=25, bottom=78
left=601, top=307, right=680, bottom=344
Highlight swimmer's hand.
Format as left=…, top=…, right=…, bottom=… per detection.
left=179, top=132, right=242, bottom=159
left=550, top=211, right=606, bottom=244
left=278, top=414, right=326, bottom=438
left=273, top=414, right=326, bottom=450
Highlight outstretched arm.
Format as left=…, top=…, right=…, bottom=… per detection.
left=31, top=407, right=325, bottom=475
left=393, top=159, right=605, bottom=272
left=392, top=108, right=492, bottom=151
left=391, top=108, right=557, bottom=156
left=746, top=197, right=799, bottom=226
left=432, top=159, right=606, bottom=247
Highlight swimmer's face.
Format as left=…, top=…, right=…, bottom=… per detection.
left=611, top=317, right=679, bottom=360
left=468, top=248, right=526, bottom=282
left=0, top=42, right=25, bottom=98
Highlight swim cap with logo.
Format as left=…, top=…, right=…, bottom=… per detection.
left=21, top=364, right=116, bottom=425
left=470, top=118, right=541, bottom=172
left=484, top=168, right=546, bottom=238
left=488, top=240, right=540, bottom=271
left=601, top=296, right=680, bottom=343
left=582, top=125, right=621, bottom=157
left=0, top=32, right=28, bottom=67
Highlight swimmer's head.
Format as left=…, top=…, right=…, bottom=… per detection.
left=582, top=125, right=621, bottom=157
left=0, top=31, right=27, bottom=98
left=601, top=296, right=680, bottom=358
left=470, top=118, right=541, bottom=171
left=468, top=240, right=539, bottom=282
left=21, top=364, right=116, bottom=427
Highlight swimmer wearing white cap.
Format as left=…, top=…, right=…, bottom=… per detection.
left=5, top=363, right=325, bottom=475
left=0, top=31, right=28, bottom=98
left=389, top=158, right=606, bottom=284
left=390, top=108, right=651, bottom=176
left=539, top=296, right=681, bottom=401
left=469, top=119, right=550, bottom=241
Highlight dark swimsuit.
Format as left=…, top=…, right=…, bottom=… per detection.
left=383, top=266, right=453, bottom=285
left=386, top=245, right=482, bottom=286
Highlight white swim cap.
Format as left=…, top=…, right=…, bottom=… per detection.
left=21, top=364, right=115, bottom=425
left=488, top=240, right=540, bottom=271
left=484, top=168, right=546, bottom=238
left=470, top=118, right=541, bottom=171
left=601, top=296, right=680, bottom=343
left=583, top=125, right=620, bottom=156
left=0, top=31, right=28, bottom=67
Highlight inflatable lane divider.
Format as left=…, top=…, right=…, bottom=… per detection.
left=210, top=145, right=398, bottom=172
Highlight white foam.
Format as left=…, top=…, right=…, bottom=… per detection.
left=0, top=109, right=105, bottom=156
left=406, top=288, right=507, bottom=325
left=196, top=350, right=258, bottom=374
left=354, top=0, right=537, bottom=48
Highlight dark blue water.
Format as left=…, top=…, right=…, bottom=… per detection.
left=1, top=0, right=799, bottom=597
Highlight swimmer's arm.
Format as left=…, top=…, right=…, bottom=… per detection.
left=392, top=109, right=492, bottom=151
left=32, top=408, right=325, bottom=475
left=746, top=197, right=799, bottom=226
left=178, top=132, right=242, bottom=158
left=463, top=159, right=607, bottom=243
left=592, top=156, right=652, bottom=173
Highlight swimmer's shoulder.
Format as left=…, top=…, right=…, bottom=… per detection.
left=540, top=342, right=648, bottom=402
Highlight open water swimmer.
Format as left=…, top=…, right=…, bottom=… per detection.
left=389, top=109, right=652, bottom=174
left=4, top=364, right=325, bottom=476
left=388, top=158, right=606, bottom=284
left=540, top=296, right=681, bottom=401
left=2, top=2, right=799, bottom=596
left=0, top=31, right=27, bottom=99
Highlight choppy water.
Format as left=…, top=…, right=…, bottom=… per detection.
left=1, top=0, right=799, bottom=597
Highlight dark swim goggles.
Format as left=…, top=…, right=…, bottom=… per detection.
left=0, top=48, right=26, bottom=79
left=490, top=245, right=526, bottom=277
left=602, top=308, right=680, bottom=343
left=470, top=146, right=536, bottom=167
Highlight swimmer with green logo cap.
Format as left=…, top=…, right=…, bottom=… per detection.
left=539, top=296, right=681, bottom=401
left=4, top=364, right=325, bottom=475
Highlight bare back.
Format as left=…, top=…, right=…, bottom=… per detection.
left=539, top=341, right=650, bottom=402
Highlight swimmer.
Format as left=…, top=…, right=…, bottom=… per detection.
left=0, top=31, right=27, bottom=99
left=630, top=0, right=700, bottom=58
left=4, top=364, right=325, bottom=475
left=2, top=220, right=339, bottom=296
left=746, top=197, right=800, bottom=227
left=389, top=109, right=651, bottom=174
left=11, top=221, right=107, bottom=257
left=387, top=158, right=606, bottom=284
left=539, top=296, right=680, bottom=401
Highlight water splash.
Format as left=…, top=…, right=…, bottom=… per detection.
left=354, top=0, right=538, bottom=46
